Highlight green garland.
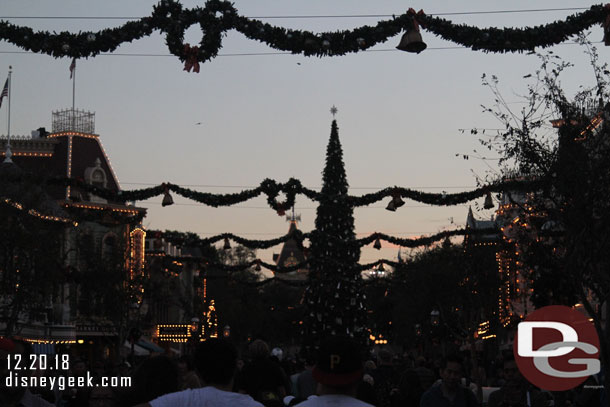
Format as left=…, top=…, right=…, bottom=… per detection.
left=357, top=228, right=499, bottom=248
left=1, top=1, right=608, bottom=70
left=148, top=226, right=564, bottom=276
left=419, top=6, right=606, bottom=54
left=348, top=179, right=543, bottom=207
left=3, top=171, right=545, bottom=214
left=57, top=176, right=540, bottom=208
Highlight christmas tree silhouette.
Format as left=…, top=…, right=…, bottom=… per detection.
left=302, top=120, right=367, bottom=347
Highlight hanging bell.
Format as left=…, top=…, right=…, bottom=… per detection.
left=484, top=192, right=494, bottom=209
left=223, top=237, right=231, bottom=250
left=396, top=26, right=427, bottom=54
left=392, top=193, right=405, bottom=209
left=378, top=262, right=385, bottom=272
left=373, top=238, right=382, bottom=250
left=161, top=186, right=174, bottom=207
left=254, top=260, right=261, bottom=271
left=385, top=198, right=397, bottom=212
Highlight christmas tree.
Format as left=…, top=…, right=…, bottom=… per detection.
left=302, top=120, right=367, bottom=347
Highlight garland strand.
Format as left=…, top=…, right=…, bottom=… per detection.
left=21, top=174, right=540, bottom=209
left=357, top=228, right=499, bottom=248
left=348, top=179, right=543, bottom=207
left=1, top=1, right=608, bottom=71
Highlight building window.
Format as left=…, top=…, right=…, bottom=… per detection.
left=102, top=233, right=117, bottom=260
left=91, top=169, right=105, bottom=189
left=85, top=158, right=108, bottom=203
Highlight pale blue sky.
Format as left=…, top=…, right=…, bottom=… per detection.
left=0, top=0, right=601, bottom=265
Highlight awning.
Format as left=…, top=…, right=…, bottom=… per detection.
left=123, top=341, right=150, bottom=356
left=32, top=343, right=55, bottom=355
left=137, top=338, right=164, bottom=353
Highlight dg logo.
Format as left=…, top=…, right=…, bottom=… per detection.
left=514, top=305, right=600, bottom=391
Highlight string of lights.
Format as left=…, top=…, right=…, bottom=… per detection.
left=1, top=196, right=77, bottom=226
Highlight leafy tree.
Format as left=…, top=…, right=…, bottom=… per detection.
left=0, top=164, right=66, bottom=336
left=74, top=229, right=141, bottom=358
left=211, top=245, right=263, bottom=342
left=387, top=243, right=499, bottom=349
left=477, top=38, right=610, bottom=393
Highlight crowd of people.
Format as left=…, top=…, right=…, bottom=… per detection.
left=0, top=336, right=605, bottom=406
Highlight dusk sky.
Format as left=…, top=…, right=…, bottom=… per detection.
left=0, top=0, right=601, bottom=266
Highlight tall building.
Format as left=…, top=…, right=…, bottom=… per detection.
left=0, top=109, right=146, bottom=358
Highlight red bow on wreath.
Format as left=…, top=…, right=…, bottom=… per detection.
left=406, top=8, right=426, bottom=30
left=183, top=44, right=200, bottom=73
left=604, top=4, right=610, bottom=46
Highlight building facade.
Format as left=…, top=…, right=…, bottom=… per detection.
left=0, top=109, right=146, bottom=358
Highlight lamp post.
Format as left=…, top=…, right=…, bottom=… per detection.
left=430, top=309, right=440, bottom=326
left=190, top=317, right=200, bottom=342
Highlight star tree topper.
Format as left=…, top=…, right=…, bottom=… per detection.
left=330, top=105, right=338, bottom=118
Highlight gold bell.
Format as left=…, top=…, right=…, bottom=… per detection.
left=396, top=30, right=427, bottom=54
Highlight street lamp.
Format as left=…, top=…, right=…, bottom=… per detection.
left=223, top=325, right=230, bottom=338
left=430, top=309, right=440, bottom=326
left=191, top=317, right=200, bottom=340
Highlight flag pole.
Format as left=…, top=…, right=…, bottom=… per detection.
left=71, top=59, right=75, bottom=129
left=4, top=65, right=12, bottom=163
left=72, top=61, right=75, bottom=112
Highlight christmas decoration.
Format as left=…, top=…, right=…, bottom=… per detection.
left=484, top=191, right=494, bottom=209
left=1, top=169, right=538, bottom=211
left=302, top=120, right=367, bottom=348
left=385, top=198, right=397, bottom=212
left=391, top=191, right=405, bottom=208
left=161, top=183, right=174, bottom=206
left=0, top=197, right=75, bottom=225
left=396, top=10, right=427, bottom=53
left=373, top=237, right=382, bottom=250
left=385, top=190, right=405, bottom=211
left=0, top=1, right=608, bottom=70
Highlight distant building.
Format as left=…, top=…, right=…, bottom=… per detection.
left=273, top=211, right=308, bottom=281
left=145, top=232, right=221, bottom=352
left=464, top=200, right=533, bottom=339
